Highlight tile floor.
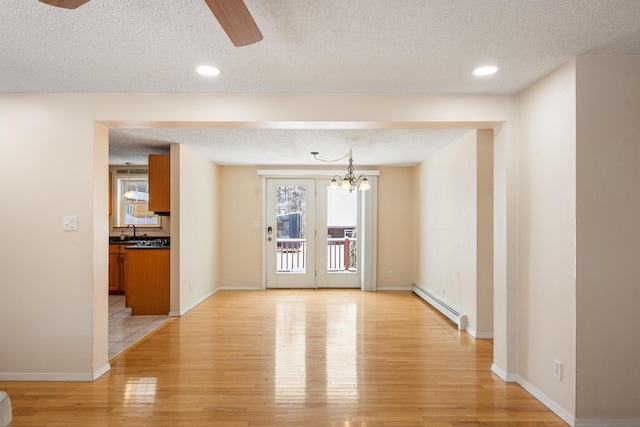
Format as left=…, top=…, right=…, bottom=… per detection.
left=108, top=295, right=171, bottom=360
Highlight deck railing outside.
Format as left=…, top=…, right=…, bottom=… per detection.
left=276, top=238, right=356, bottom=272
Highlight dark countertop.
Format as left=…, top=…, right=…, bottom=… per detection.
left=109, top=236, right=169, bottom=244
left=110, top=236, right=170, bottom=249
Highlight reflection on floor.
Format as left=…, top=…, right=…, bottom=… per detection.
left=108, top=295, right=171, bottom=360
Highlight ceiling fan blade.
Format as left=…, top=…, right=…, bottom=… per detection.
left=203, top=0, right=263, bottom=47
left=39, top=0, right=90, bottom=9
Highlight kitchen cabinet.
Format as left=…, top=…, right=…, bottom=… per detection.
left=148, top=154, right=170, bottom=214
left=108, top=244, right=128, bottom=294
left=125, top=247, right=170, bottom=315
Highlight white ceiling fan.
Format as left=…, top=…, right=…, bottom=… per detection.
left=38, top=0, right=263, bottom=47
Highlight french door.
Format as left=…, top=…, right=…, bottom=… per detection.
left=265, top=178, right=361, bottom=289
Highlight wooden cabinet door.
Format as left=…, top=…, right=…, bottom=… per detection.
left=108, top=252, right=120, bottom=292
left=109, top=244, right=128, bottom=294
left=126, top=249, right=170, bottom=315
left=148, top=154, right=170, bottom=213
left=121, top=250, right=127, bottom=293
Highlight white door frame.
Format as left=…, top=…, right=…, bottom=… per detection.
left=265, top=178, right=317, bottom=288
left=259, top=170, right=378, bottom=291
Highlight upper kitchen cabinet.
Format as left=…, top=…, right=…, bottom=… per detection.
left=148, top=154, right=170, bottom=215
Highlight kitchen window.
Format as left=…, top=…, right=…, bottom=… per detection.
left=115, top=171, right=160, bottom=227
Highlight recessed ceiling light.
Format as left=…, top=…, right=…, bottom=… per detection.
left=196, top=65, right=221, bottom=77
left=473, top=65, right=498, bottom=76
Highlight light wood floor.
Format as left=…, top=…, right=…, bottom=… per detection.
left=1, top=290, right=567, bottom=426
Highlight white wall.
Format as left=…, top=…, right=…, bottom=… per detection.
left=575, top=56, right=640, bottom=421
left=416, top=130, right=493, bottom=337
left=0, top=95, right=102, bottom=379
left=517, top=60, right=577, bottom=418
left=0, top=93, right=517, bottom=381
left=172, top=144, right=220, bottom=314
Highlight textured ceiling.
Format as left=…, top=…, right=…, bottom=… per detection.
left=4, top=0, right=640, bottom=165
left=108, top=128, right=474, bottom=166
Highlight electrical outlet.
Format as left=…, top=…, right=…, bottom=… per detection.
left=554, top=360, right=562, bottom=380
left=442, top=288, right=445, bottom=297
left=387, top=270, right=393, bottom=278
left=256, top=270, right=260, bottom=277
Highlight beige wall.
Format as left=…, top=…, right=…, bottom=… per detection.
left=575, top=56, right=640, bottom=420
left=517, top=60, right=577, bottom=417
left=92, top=123, right=110, bottom=377
left=0, top=95, right=99, bottom=379
left=415, top=130, right=493, bottom=337
left=173, top=144, right=220, bottom=313
left=219, top=166, right=263, bottom=288
left=216, top=166, right=415, bottom=289
left=376, top=166, right=416, bottom=289
left=476, top=130, right=494, bottom=335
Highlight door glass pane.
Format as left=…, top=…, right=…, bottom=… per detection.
left=326, top=187, right=358, bottom=273
left=275, top=185, right=307, bottom=273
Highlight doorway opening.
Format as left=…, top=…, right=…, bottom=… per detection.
left=264, top=177, right=373, bottom=289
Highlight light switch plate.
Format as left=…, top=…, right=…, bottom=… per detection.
left=62, top=215, right=78, bottom=231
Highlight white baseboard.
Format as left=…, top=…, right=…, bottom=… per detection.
left=376, top=286, right=412, bottom=291
left=218, top=285, right=263, bottom=290
left=517, top=376, right=575, bottom=426
left=490, top=366, right=640, bottom=427
left=93, top=363, right=111, bottom=380
left=490, top=364, right=517, bottom=382
left=169, top=288, right=218, bottom=317
left=473, top=331, right=494, bottom=339
left=0, top=372, right=96, bottom=381
left=575, top=419, right=640, bottom=427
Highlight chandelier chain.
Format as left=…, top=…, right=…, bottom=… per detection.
left=310, top=149, right=371, bottom=193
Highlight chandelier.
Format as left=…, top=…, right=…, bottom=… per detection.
left=311, top=149, right=371, bottom=192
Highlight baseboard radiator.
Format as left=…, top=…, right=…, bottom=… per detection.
left=412, top=283, right=467, bottom=331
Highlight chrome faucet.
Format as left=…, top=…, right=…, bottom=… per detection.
left=127, top=223, right=137, bottom=239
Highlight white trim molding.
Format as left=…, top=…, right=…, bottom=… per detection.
left=490, top=363, right=517, bottom=382
left=0, top=372, right=98, bottom=382
left=377, top=286, right=412, bottom=291
left=170, top=289, right=218, bottom=317
left=575, top=419, right=640, bottom=427
left=517, top=376, right=575, bottom=426
left=490, top=368, right=579, bottom=427
left=473, top=331, right=494, bottom=339
left=1, top=363, right=109, bottom=382
left=218, top=285, right=263, bottom=291
left=93, top=363, right=111, bottom=380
